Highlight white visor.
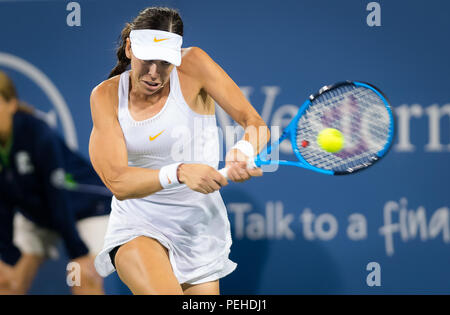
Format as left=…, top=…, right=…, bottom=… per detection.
left=129, top=29, right=183, bottom=66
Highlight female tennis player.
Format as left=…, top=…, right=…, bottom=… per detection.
left=90, top=7, right=270, bottom=295
left=0, top=70, right=112, bottom=294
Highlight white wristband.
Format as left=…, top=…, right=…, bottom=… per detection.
left=159, top=162, right=182, bottom=189
left=231, top=140, right=254, bottom=158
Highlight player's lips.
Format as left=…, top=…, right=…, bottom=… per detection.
left=142, top=80, right=161, bottom=91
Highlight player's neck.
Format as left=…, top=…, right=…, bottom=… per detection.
left=129, top=82, right=170, bottom=108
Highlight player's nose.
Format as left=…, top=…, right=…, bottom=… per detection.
left=147, top=63, right=159, bottom=79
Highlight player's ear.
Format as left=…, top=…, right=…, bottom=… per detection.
left=125, top=38, right=132, bottom=60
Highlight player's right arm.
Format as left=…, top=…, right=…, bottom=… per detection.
left=89, top=80, right=163, bottom=200
left=89, top=79, right=226, bottom=199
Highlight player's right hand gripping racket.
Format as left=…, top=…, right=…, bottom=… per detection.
left=219, top=81, right=395, bottom=177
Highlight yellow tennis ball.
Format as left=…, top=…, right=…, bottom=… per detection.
left=317, top=128, right=344, bottom=153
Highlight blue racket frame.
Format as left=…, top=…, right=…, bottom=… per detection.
left=252, top=81, right=395, bottom=175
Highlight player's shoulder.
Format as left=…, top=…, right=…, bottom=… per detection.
left=90, top=75, right=120, bottom=115
left=179, top=47, right=214, bottom=74
left=181, top=46, right=210, bottom=60
left=91, top=75, right=120, bottom=102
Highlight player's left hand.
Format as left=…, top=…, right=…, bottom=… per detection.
left=224, top=148, right=263, bottom=182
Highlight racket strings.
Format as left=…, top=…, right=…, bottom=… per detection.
left=296, top=85, right=391, bottom=173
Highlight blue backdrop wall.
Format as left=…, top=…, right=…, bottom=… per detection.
left=1, top=0, right=449, bottom=294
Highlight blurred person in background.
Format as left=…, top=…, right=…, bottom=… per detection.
left=0, top=70, right=112, bottom=294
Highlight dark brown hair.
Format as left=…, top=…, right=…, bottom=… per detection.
left=108, top=7, right=183, bottom=78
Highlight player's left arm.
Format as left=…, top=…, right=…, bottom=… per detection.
left=182, top=47, right=270, bottom=180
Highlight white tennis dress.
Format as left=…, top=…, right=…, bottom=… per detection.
left=94, top=68, right=237, bottom=284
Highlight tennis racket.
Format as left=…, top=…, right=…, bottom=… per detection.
left=219, top=81, right=394, bottom=177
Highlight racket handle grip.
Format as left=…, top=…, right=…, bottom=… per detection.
left=218, top=159, right=257, bottom=180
